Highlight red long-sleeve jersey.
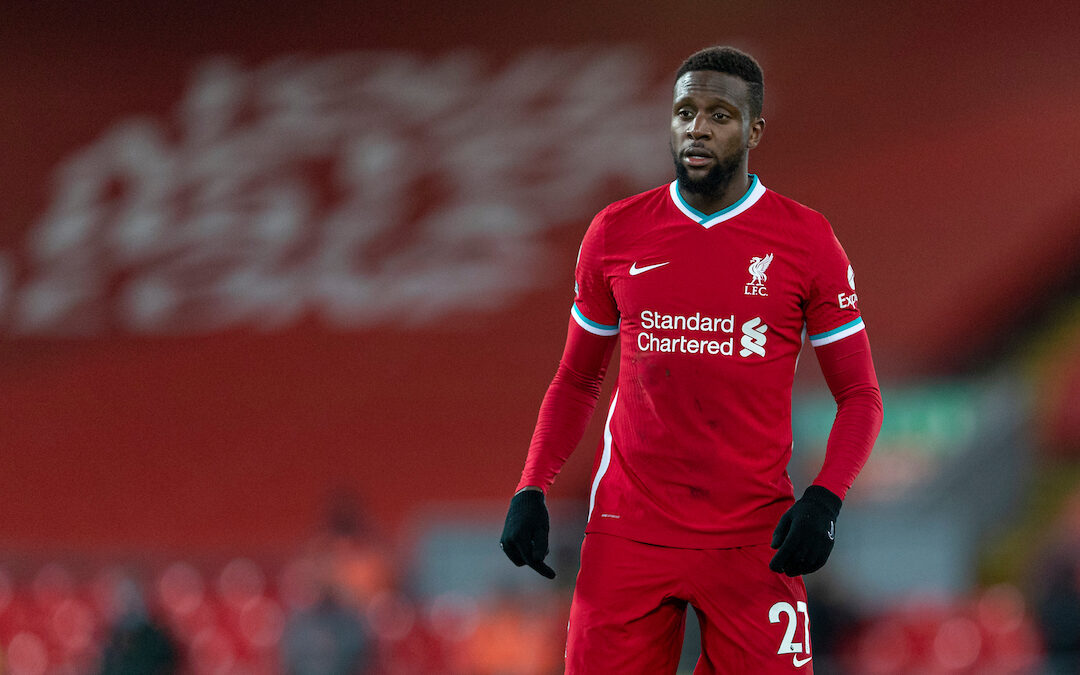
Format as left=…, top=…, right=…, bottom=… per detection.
left=517, top=177, right=883, bottom=548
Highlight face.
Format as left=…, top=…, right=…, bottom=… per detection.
left=670, top=70, right=764, bottom=195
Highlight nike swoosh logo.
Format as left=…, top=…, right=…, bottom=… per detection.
left=629, top=261, right=670, bottom=276
left=827, top=521, right=835, bottom=541
left=792, top=655, right=812, bottom=667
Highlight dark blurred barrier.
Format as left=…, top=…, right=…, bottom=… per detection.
left=0, top=0, right=1077, bottom=552
left=1030, top=305, right=1080, bottom=457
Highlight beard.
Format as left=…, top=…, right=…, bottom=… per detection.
left=671, top=144, right=743, bottom=198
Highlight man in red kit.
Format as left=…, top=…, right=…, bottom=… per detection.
left=500, top=46, right=883, bottom=674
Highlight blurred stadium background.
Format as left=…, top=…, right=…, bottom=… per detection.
left=0, top=0, right=1078, bottom=673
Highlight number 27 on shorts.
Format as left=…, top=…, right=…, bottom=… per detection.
left=770, top=600, right=812, bottom=668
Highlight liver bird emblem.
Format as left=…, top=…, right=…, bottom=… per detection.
left=748, top=253, right=774, bottom=285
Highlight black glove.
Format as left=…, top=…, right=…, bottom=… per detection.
left=769, top=485, right=842, bottom=577
left=499, top=489, right=556, bottom=579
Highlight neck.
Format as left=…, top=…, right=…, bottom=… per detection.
left=678, top=171, right=751, bottom=215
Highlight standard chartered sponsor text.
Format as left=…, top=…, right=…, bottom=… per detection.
left=637, top=310, right=736, bottom=355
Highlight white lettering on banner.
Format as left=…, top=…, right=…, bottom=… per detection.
left=0, top=49, right=671, bottom=335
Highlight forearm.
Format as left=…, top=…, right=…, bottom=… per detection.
left=516, top=321, right=616, bottom=493
left=811, top=330, right=884, bottom=499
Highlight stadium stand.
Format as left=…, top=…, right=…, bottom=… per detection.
left=0, top=0, right=1076, bottom=672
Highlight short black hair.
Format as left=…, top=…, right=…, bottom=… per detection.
left=675, top=46, right=764, bottom=119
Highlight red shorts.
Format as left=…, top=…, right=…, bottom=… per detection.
left=565, top=533, right=813, bottom=674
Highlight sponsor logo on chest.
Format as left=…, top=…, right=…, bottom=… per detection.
left=636, top=310, right=768, bottom=358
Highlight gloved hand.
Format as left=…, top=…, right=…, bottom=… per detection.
left=769, top=485, right=842, bottom=577
left=499, top=488, right=556, bottom=579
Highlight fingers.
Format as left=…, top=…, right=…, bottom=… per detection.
left=500, top=531, right=556, bottom=578
left=770, top=538, right=809, bottom=576
left=528, top=531, right=555, bottom=578
left=501, top=538, right=527, bottom=567
left=803, top=552, right=825, bottom=574
left=769, top=508, right=795, bottom=572
left=530, top=527, right=549, bottom=562
left=770, top=510, right=792, bottom=549
left=769, top=521, right=832, bottom=576
left=769, top=536, right=795, bottom=574
left=769, top=492, right=840, bottom=577
left=503, top=537, right=556, bottom=578
left=527, top=559, right=557, bottom=579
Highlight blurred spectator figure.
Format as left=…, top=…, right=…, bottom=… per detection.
left=806, top=575, right=859, bottom=675
left=313, top=489, right=396, bottom=608
left=281, top=587, right=372, bottom=675
left=280, top=489, right=384, bottom=673
left=1033, top=489, right=1080, bottom=673
left=460, top=588, right=562, bottom=675
left=98, top=573, right=180, bottom=675
left=1035, top=566, right=1080, bottom=673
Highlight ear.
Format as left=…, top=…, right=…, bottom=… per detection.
left=747, top=117, right=766, bottom=149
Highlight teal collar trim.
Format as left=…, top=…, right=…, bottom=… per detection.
left=669, top=174, right=766, bottom=228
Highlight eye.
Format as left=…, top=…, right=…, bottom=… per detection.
left=676, top=108, right=694, bottom=119
left=713, top=111, right=730, bottom=121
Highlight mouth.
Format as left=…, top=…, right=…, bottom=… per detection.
left=682, top=147, right=714, bottom=168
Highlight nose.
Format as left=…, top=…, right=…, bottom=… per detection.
left=687, top=112, right=710, bottom=139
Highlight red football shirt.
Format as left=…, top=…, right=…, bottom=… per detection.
left=564, top=176, right=866, bottom=548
